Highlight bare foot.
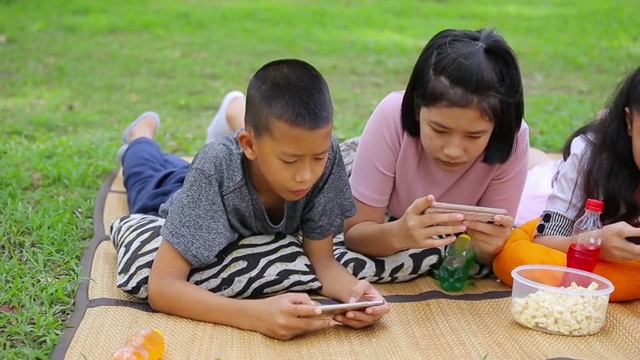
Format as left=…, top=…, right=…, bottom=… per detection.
left=226, top=96, right=246, bottom=132
left=128, top=115, right=158, bottom=141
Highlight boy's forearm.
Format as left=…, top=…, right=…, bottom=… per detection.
left=344, top=221, right=403, bottom=257
left=313, top=259, right=359, bottom=302
left=148, top=278, right=255, bottom=330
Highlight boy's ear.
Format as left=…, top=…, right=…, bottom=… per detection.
left=237, top=129, right=258, bottom=160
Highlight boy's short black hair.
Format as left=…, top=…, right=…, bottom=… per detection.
left=401, top=28, right=524, bottom=164
left=245, top=59, right=333, bottom=137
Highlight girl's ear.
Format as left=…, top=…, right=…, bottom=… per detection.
left=625, top=107, right=632, bottom=136
left=237, top=129, right=258, bottom=160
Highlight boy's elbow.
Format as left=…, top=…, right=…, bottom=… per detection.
left=147, top=276, right=167, bottom=312
left=147, top=294, right=162, bottom=312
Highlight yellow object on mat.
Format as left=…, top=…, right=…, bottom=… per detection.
left=494, top=219, right=640, bottom=302
left=52, top=167, right=640, bottom=359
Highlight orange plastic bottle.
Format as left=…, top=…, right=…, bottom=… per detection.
left=110, top=328, right=165, bottom=360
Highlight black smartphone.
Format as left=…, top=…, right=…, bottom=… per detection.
left=626, top=236, right=640, bottom=245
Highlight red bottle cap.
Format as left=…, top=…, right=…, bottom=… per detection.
left=585, top=199, right=604, bottom=213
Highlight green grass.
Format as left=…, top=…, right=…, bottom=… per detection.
left=0, top=0, right=638, bottom=358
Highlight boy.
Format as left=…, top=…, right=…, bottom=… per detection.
left=117, top=59, right=389, bottom=340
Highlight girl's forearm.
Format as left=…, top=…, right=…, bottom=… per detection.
left=474, top=246, right=499, bottom=265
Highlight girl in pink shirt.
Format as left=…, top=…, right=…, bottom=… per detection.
left=344, top=29, right=529, bottom=266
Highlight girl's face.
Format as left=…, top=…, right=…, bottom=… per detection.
left=626, top=108, right=640, bottom=171
left=418, top=106, right=494, bottom=172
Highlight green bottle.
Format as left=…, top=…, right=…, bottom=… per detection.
left=438, top=233, right=475, bottom=292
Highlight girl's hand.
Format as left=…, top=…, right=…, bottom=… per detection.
left=464, top=215, right=514, bottom=264
left=598, top=222, right=640, bottom=262
left=333, top=280, right=390, bottom=328
left=250, top=293, right=335, bottom=340
left=395, top=195, right=466, bottom=250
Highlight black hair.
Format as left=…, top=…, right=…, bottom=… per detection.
left=245, top=59, right=333, bottom=137
left=401, top=28, right=524, bottom=164
left=561, top=67, right=640, bottom=224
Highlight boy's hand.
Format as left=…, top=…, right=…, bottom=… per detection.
left=250, top=293, right=335, bottom=340
left=464, top=215, right=514, bottom=264
left=333, top=280, right=390, bottom=328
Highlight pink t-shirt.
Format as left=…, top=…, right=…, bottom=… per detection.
left=350, top=91, right=529, bottom=219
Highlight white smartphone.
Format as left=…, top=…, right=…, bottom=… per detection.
left=309, top=300, right=385, bottom=317
left=423, top=202, right=508, bottom=223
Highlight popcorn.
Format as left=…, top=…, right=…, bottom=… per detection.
left=511, top=282, right=608, bottom=336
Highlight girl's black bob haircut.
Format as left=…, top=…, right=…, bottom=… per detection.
left=401, top=28, right=524, bottom=164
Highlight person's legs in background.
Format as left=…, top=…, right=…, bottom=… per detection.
left=206, top=91, right=246, bottom=143
left=119, top=113, right=189, bottom=215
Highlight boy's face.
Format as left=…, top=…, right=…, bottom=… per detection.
left=418, top=105, right=494, bottom=172
left=239, top=119, right=333, bottom=201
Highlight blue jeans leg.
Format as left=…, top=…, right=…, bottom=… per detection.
left=121, top=138, right=190, bottom=215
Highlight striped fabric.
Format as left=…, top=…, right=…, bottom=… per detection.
left=109, top=138, right=492, bottom=300
left=536, top=210, right=574, bottom=237
left=109, top=214, right=451, bottom=299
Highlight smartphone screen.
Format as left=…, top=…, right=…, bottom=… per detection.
left=626, top=236, right=640, bottom=245
left=423, top=202, right=507, bottom=223
left=309, top=300, right=385, bottom=317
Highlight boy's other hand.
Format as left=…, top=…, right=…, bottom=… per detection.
left=250, top=293, right=335, bottom=340
left=333, top=280, right=389, bottom=328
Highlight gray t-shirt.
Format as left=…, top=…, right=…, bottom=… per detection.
left=159, top=135, right=356, bottom=268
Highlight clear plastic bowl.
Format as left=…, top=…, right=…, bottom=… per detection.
left=510, top=264, right=615, bottom=336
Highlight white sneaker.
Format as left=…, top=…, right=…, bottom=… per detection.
left=117, top=111, right=160, bottom=162
left=206, top=90, right=245, bottom=144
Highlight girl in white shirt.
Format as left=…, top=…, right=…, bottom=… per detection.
left=494, top=67, right=640, bottom=302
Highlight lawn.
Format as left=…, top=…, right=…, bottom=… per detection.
left=0, top=0, right=638, bottom=358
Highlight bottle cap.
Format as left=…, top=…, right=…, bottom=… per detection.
left=458, top=233, right=471, bottom=241
left=585, top=199, right=604, bottom=213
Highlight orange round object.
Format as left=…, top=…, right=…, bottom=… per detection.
left=110, top=344, right=149, bottom=360
left=110, top=328, right=165, bottom=360
left=125, top=329, right=165, bottom=360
